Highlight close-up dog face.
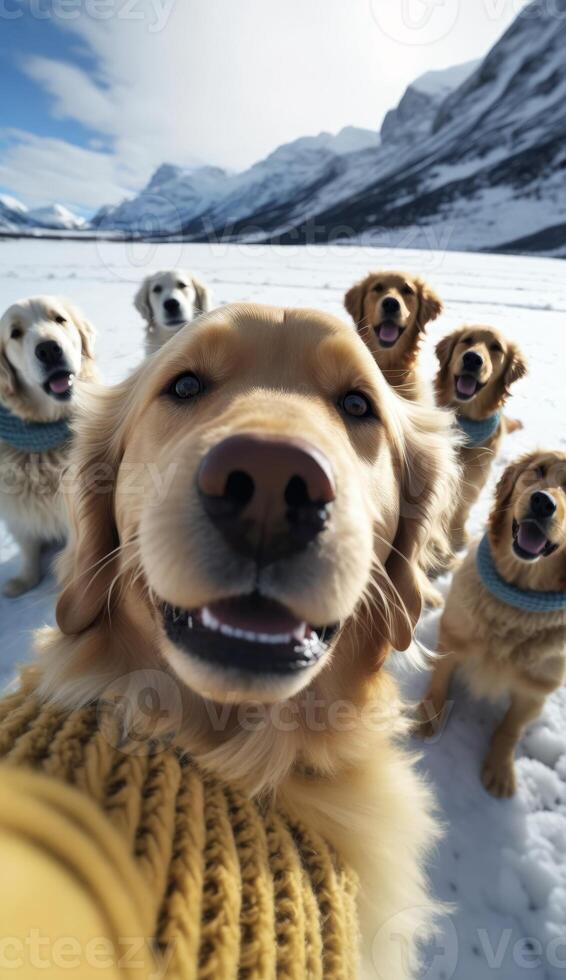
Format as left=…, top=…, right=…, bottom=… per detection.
left=435, top=325, right=527, bottom=417
left=0, top=296, right=96, bottom=419
left=344, top=270, right=443, bottom=369
left=50, top=304, right=455, bottom=713
left=134, top=269, right=211, bottom=331
left=490, top=451, right=566, bottom=583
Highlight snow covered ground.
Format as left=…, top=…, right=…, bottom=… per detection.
left=1, top=238, right=565, bottom=979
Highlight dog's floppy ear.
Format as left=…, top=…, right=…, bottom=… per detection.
left=192, top=276, right=212, bottom=316
left=0, top=343, right=17, bottom=399
left=489, top=457, right=524, bottom=546
left=503, top=343, right=528, bottom=390
left=435, top=330, right=459, bottom=373
left=375, top=399, right=460, bottom=650
left=434, top=329, right=461, bottom=404
left=62, top=301, right=97, bottom=362
left=56, top=380, right=131, bottom=634
left=416, top=278, right=443, bottom=330
left=134, top=277, right=152, bottom=322
left=344, top=278, right=368, bottom=328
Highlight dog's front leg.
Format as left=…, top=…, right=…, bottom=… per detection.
left=4, top=533, right=42, bottom=597
left=482, top=693, right=544, bottom=798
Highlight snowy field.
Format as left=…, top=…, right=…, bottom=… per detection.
left=1, top=238, right=565, bottom=980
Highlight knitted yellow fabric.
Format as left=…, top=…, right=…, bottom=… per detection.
left=0, top=681, right=359, bottom=979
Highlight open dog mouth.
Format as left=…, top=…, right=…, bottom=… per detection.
left=375, top=321, right=404, bottom=348
left=454, top=374, right=485, bottom=401
left=161, top=593, right=338, bottom=675
left=164, top=318, right=187, bottom=328
left=512, top=518, right=558, bottom=561
left=43, top=370, right=75, bottom=401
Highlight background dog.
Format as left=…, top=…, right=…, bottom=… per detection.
left=134, top=268, right=212, bottom=355
left=37, top=303, right=459, bottom=978
left=0, top=296, right=97, bottom=596
left=419, top=450, right=566, bottom=798
left=435, top=324, right=527, bottom=551
left=344, top=269, right=443, bottom=401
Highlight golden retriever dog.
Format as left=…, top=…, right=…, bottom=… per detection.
left=134, top=268, right=212, bottom=355
left=344, top=270, right=443, bottom=402
left=0, top=296, right=97, bottom=596
left=435, top=325, right=527, bottom=551
left=419, top=451, right=566, bottom=798
left=36, top=303, right=459, bottom=978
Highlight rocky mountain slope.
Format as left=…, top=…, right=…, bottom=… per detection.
left=0, top=196, right=85, bottom=232
left=283, top=0, right=566, bottom=256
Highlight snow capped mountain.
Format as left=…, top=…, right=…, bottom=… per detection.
left=91, top=164, right=228, bottom=234
left=27, top=204, right=85, bottom=230
left=0, top=196, right=85, bottom=232
left=285, top=1, right=566, bottom=255
left=91, top=127, right=380, bottom=238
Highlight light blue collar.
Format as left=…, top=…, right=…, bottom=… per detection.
left=476, top=534, right=566, bottom=613
left=457, top=411, right=501, bottom=448
left=0, top=403, right=72, bottom=453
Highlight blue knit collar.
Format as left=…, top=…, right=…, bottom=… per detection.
left=0, top=403, right=72, bottom=453
left=476, top=534, right=566, bottom=613
left=457, top=411, right=501, bottom=448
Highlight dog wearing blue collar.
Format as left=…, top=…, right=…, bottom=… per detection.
left=435, top=324, right=527, bottom=552
left=0, top=296, right=98, bottom=597
left=418, top=451, right=566, bottom=799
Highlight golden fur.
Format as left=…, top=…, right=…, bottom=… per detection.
left=344, top=270, right=443, bottom=402
left=435, top=325, right=527, bottom=551
left=35, top=303, right=460, bottom=978
left=419, top=451, right=566, bottom=798
left=0, top=296, right=98, bottom=596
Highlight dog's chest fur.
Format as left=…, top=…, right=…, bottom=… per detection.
left=446, top=546, right=566, bottom=698
left=0, top=440, right=68, bottom=540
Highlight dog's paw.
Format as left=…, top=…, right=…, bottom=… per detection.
left=482, top=755, right=517, bottom=798
left=3, top=576, right=39, bottom=598
left=423, top=585, right=445, bottom=610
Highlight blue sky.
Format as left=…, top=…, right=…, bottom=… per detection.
left=0, top=0, right=526, bottom=216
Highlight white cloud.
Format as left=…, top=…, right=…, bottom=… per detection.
left=5, top=0, right=526, bottom=211
left=0, top=130, right=134, bottom=210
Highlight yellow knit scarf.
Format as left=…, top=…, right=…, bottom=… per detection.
left=0, top=679, right=359, bottom=979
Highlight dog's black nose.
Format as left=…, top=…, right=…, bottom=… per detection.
left=35, top=340, right=63, bottom=367
left=198, top=434, right=336, bottom=562
left=164, top=298, right=181, bottom=314
left=382, top=296, right=400, bottom=316
left=530, top=490, right=557, bottom=520
left=462, top=350, right=483, bottom=372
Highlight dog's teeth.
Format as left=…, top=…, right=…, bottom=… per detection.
left=201, top=606, right=220, bottom=631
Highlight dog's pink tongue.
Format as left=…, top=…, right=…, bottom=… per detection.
left=48, top=373, right=73, bottom=395
left=379, top=324, right=400, bottom=344
left=206, top=596, right=306, bottom=637
left=456, top=375, right=477, bottom=397
left=517, top=522, right=547, bottom=556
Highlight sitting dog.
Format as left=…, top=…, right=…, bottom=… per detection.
left=36, top=304, right=459, bottom=978
left=134, top=268, right=212, bottom=355
left=435, top=325, right=527, bottom=551
left=0, top=296, right=97, bottom=596
left=419, top=451, right=566, bottom=798
left=344, top=270, right=443, bottom=401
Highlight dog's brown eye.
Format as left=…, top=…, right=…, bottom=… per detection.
left=490, top=342, right=503, bottom=353
left=169, top=372, right=202, bottom=400
left=340, top=391, right=373, bottom=419
left=177, top=282, right=187, bottom=290
left=536, top=464, right=547, bottom=478
left=372, top=283, right=384, bottom=293
left=54, top=315, right=66, bottom=324
left=402, top=285, right=414, bottom=296
left=153, top=285, right=163, bottom=294
left=10, top=326, right=22, bottom=340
